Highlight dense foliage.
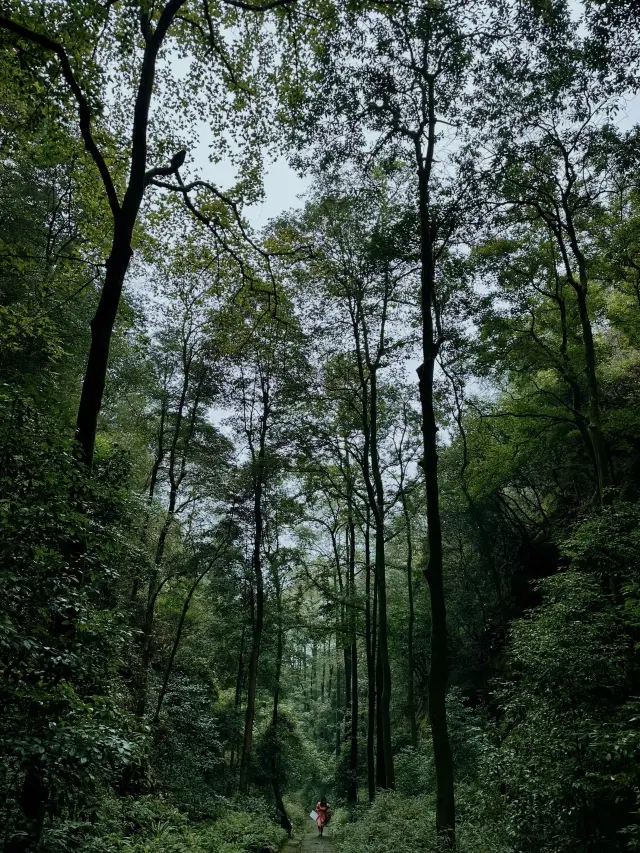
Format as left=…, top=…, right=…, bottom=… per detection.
left=1, top=0, right=640, bottom=851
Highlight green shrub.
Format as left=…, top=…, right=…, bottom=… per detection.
left=282, top=797, right=308, bottom=837
left=40, top=798, right=286, bottom=853
left=332, top=791, right=438, bottom=853
left=201, top=808, right=287, bottom=853
left=394, top=746, right=435, bottom=796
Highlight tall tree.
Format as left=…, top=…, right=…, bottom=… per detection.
left=286, top=0, right=505, bottom=836
left=224, top=294, right=308, bottom=791
left=0, top=0, right=291, bottom=465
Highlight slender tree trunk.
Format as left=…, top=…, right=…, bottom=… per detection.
left=336, top=546, right=352, bottom=754
left=136, top=364, right=205, bottom=718
left=401, top=491, right=418, bottom=749
left=346, top=475, right=358, bottom=802
left=239, top=578, right=263, bottom=792
left=374, top=522, right=394, bottom=787
left=351, top=295, right=394, bottom=789
left=574, top=285, right=610, bottom=498
left=153, top=565, right=209, bottom=724
left=230, top=621, right=246, bottom=770
left=349, top=630, right=359, bottom=802
left=364, top=508, right=376, bottom=802
left=270, top=574, right=291, bottom=836
left=418, top=359, right=455, bottom=846
left=369, top=371, right=394, bottom=789
left=235, top=623, right=246, bottom=711
left=131, top=393, right=168, bottom=603
left=555, top=211, right=611, bottom=500
left=239, top=388, right=268, bottom=792
left=415, top=85, right=455, bottom=843
left=336, top=658, right=343, bottom=757
left=553, top=287, right=599, bottom=485
left=343, top=632, right=352, bottom=720
left=375, top=639, right=386, bottom=789
left=374, top=535, right=385, bottom=791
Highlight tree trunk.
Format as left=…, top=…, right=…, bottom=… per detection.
left=336, top=658, right=343, bottom=756
left=270, top=573, right=291, bottom=836
left=136, top=362, right=205, bottom=718
left=553, top=286, right=599, bottom=486
left=131, top=393, right=168, bottom=603
left=401, top=490, right=418, bottom=749
left=75, top=231, right=133, bottom=465
left=370, top=373, right=394, bottom=789
left=239, top=581, right=263, bottom=792
left=4, top=766, right=48, bottom=853
left=375, top=638, right=386, bottom=789
left=555, top=208, right=611, bottom=501
left=350, top=292, right=394, bottom=790
left=153, top=565, right=209, bottom=724
left=574, top=285, right=611, bottom=499
left=415, top=85, right=455, bottom=843
left=347, top=477, right=358, bottom=802
left=73, top=0, right=187, bottom=465
left=239, top=387, right=268, bottom=792
left=364, top=508, right=376, bottom=802
left=230, top=621, right=246, bottom=770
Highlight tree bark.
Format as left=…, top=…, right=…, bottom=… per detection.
left=75, top=232, right=133, bottom=464
left=415, top=76, right=455, bottom=844
left=364, top=507, right=376, bottom=802
left=375, top=635, right=386, bottom=790
left=230, top=620, right=246, bottom=770
left=349, top=286, right=395, bottom=789
left=239, top=381, right=269, bottom=792
left=370, top=370, right=395, bottom=788
left=574, top=284, right=610, bottom=499
left=336, top=658, right=343, bottom=757
left=270, top=563, right=291, bottom=835
left=401, top=488, right=418, bottom=749
left=536, top=164, right=611, bottom=501
left=346, top=465, right=358, bottom=802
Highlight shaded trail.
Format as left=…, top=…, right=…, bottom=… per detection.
left=302, top=827, right=334, bottom=853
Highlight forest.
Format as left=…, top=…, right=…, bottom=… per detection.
left=1, top=0, right=640, bottom=851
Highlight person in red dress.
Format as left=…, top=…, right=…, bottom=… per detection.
left=315, top=796, right=331, bottom=836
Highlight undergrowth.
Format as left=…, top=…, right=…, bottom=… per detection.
left=41, top=795, right=287, bottom=853
left=331, top=791, right=509, bottom=853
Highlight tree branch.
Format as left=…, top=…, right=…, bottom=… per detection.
left=0, top=15, right=121, bottom=219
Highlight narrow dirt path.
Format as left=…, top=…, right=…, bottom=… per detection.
left=281, top=820, right=335, bottom=853
left=301, top=827, right=334, bottom=853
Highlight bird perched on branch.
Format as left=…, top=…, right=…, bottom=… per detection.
left=170, top=149, right=187, bottom=171
left=144, top=149, right=188, bottom=186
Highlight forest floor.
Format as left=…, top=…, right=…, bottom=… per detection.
left=302, top=828, right=334, bottom=853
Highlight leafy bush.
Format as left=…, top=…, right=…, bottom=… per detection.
left=332, top=791, right=439, bottom=853
left=282, top=797, right=308, bottom=837
left=394, top=746, right=435, bottom=797
left=41, top=798, right=287, bottom=853
left=487, top=572, right=639, bottom=852
left=201, top=809, right=286, bottom=853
